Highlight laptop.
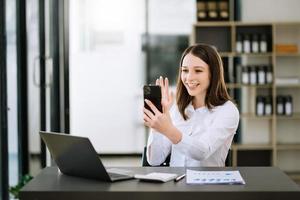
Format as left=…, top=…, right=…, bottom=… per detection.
left=40, top=131, right=135, bottom=182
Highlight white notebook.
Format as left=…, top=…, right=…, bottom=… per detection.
left=134, top=172, right=178, bottom=182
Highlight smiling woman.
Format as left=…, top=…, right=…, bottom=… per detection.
left=144, top=43, right=239, bottom=167
left=176, top=44, right=231, bottom=120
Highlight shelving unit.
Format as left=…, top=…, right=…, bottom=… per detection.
left=191, top=21, right=300, bottom=181
left=274, top=23, right=300, bottom=180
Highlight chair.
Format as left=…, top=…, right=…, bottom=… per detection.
left=142, top=146, right=232, bottom=167
left=225, top=149, right=232, bottom=167
left=142, top=146, right=171, bottom=167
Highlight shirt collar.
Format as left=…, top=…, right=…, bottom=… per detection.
left=185, top=102, right=208, bottom=118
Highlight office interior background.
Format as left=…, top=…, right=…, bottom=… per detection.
left=1, top=0, right=300, bottom=199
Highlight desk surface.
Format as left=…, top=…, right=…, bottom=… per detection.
left=20, top=166, right=300, bottom=200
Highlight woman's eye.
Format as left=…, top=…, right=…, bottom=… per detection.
left=182, top=69, right=188, bottom=72
left=195, top=70, right=203, bottom=73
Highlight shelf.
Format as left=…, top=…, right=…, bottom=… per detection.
left=218, top=52, right=273, bottom=57
left=239, top=113, right=300, bottom=120
left=275, top=53, right=300, bottom=57
left=276, top=113, right=300, bottom=120
left=284, top=171, right=300, bottom=180
left=276, top=84, right=300, bottom=88
left=277, top=144, right=300, bottom=150
left=226, top=84, right=273, bottom=89
left=275, top=22, right=300, bottom=26
left=235, top=53, right=273, bottom=57
left=232, top=144, right=273, bottom=150
left=220, top=52, right=234, bottom=57
left=235, top=22, right=275, bottom=26
left=194, top=22, right=233, bottom=27
left=240, top=113, right=273, bottom=119
left=195, top=22, right=300, bottom=27
left=193, top=21, right=300, bottom=168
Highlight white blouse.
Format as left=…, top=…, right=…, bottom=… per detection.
left=146, top=100, right=239, bottom=167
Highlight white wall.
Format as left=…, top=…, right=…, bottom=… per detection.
left=241, top=0, right=300, bottom=22
left=69, top=0, right=146, bottom=153
left=148, top=0, right=196, bottom=34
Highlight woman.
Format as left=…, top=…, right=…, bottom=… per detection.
left=143, top=43, right=239, bottom=167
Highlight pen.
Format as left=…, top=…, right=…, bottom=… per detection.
left=174, top=174, right=186, bottom=182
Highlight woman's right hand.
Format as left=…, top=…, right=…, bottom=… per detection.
left=156, top=76, right=174, bottom=113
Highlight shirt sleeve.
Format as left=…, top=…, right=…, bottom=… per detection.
left=174, top=102, right=240, bottom=161
left=146, top=129, right=172, bottom=166
left=146, top=104, right=176, bottom=166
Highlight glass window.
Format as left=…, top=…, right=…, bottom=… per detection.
left=69, top=0, right=146, bottom=153
left=6, top=0, right=19, bottom=187
left=147, top=0, right=196, bottom=86
left=27, top=0, right=42, bottom=176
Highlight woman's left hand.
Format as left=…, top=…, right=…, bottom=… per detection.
left=143, top=98, right=174, bottom=135
left=143, top=76, right=182, bottom=143
left=143, top=99, right=182, bottom=144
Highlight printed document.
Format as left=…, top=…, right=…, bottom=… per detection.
left=186, top=169, right=245, bottom=185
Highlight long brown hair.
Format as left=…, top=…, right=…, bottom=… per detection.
left=176, top=43, right=231, bottom=120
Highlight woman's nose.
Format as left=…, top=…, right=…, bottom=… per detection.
left=186, top=71, right=195, bottom=81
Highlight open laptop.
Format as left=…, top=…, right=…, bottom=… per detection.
left=40, top=131, right=134, bottom=182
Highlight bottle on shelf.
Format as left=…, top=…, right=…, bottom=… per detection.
left=242, top=66, right=249, bottom=84
left=197, top=0, right=207, bottom=21
left=264, top=96, right=272, bottom=115
left=260, top=34, right=268, bottom=53
left=207, top=0, right=218, bottom=20
left=243, top=34, right=251, bottom=53
left=251, top=34, right=259, bottom=53
left=256, top=96, right=265, bottom=116
left=236, top=34, right=243, bottom=53
left=285, top=95, right=293, bottom=116
left=276, top=95, right=284, bottom=115
left=250, top=66, right=257, bottom=85
left=258, top=65, right=266, bottom=85
left=218, top=0, right=229, bottom=20
left=235, top=64, right=242, bottom=84
left=266, top=65, right=273, bottom=84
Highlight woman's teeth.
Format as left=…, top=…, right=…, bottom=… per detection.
left=187, top=83, right=199, bottom=89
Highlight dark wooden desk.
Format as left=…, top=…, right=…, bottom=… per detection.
left=20, top=166, right=300, bottom=200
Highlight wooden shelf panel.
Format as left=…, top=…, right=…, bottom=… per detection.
left=226, top=83, right=300, bottom=89
left=235, top=53, right=273, bottom=57
left=276, top=84, right=300, bottom=88
left=234, top=22, right=275, bottom=26
left=240, top=113, right=273, bottom=120
left=194, top=22, right=233, bottom=27
left=226, top=84, right=273, bottom=89
left=277, top=144, right=300, bottom=150
left=275, top=22, right=300, bottom=26
left=195, top=22, right=300, bottom=27
left=219, top=52, right=234, bottom=57
left=284, top=171, right=300, bottom=180
left=218, top=52, right=273, bottom=57
left=239, top=113, right=300, bottom=120
left=275, top=53, right=300, bottom=57
left=276, top=113, right=300, bottom=120
left=232, top=144, right=273, bottom=150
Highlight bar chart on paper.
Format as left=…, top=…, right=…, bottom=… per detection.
left=186, top=169, right=245, bottom=185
